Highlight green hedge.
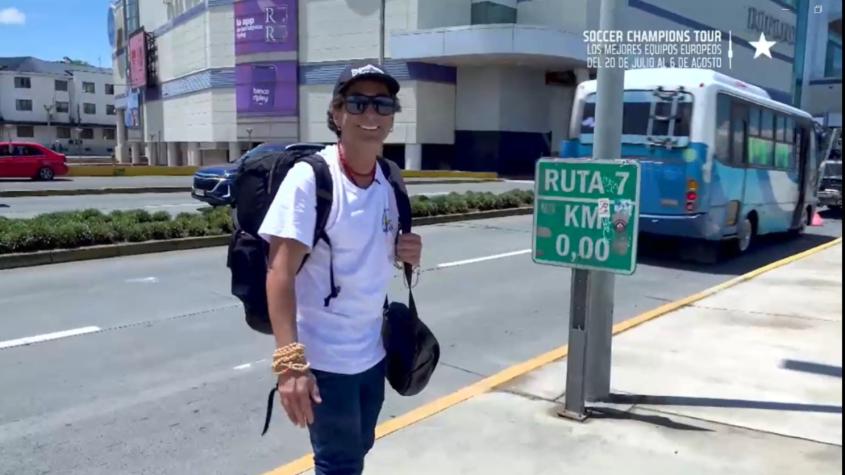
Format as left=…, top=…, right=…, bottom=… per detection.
left=0, top=189, right=533, bottom=255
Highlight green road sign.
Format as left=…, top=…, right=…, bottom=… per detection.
left=532, top=158, right=641, bottom=275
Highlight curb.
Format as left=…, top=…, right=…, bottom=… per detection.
left=0, top=236, right=231, bottom=270
left=0, top=207, right=533, bottom=270
left=267, top=236, right=844, bottom=475
left=0, top=179, right=502, bottom=198
left=68, top=166, right=200, bottom=177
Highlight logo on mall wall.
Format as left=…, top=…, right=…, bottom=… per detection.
left=234, top=0, right=296, bottom=54
left=747, top=7, right=795, bottom=45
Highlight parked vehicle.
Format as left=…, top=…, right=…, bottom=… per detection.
left=818, top=159, right=842, bottom=210
left=0, top=142, right=69, bottom=180
left=563, top=69, right=818, bottom=258
left=191, top=142, right=325, bottom=207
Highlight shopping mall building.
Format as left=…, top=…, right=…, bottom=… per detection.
left=109, top=0, right=841, bottom=174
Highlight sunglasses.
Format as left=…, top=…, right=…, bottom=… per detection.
left=344, top=94, right=399, bottom=116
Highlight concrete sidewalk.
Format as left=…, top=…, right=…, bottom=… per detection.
left=307, top=244, right=843, bottom=474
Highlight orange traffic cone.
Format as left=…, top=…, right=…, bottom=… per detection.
left=811, top=211, right=824, bottom=226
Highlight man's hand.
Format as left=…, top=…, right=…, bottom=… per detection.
left=396, top=232, right=422, bottom=267
left=277, top=370, right=322, bottom=428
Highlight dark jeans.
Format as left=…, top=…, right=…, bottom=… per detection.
left=309, top=359, right=386, bottom=475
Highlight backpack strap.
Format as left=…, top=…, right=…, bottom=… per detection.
left=377, top=158, right=412, bottom=235
left=377, top=158, right=416, bottom=295
left=297, top=154, right=341, bottom=307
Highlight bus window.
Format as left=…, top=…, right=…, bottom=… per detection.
left=761, top=110, right=775, bottom=140
left=578, top=91, right=693, bottom=145
left=777, top=115, right=787, bottom=142
left=785, top=118, right=794, bottom=143
left=730, top=102, right=747, bottom=166
left=774, top=115, right=791, bottom=169
left=795, top=128, right=805, bottom=172
left=580, top=102, right=597, bottom=134
left=750, top=109, right=775, bottom=168
left=622, top=102, right=653, bottom=135
left=749, top=108, right=761, bottom=137
left=715, top=94, right=731, bottom=161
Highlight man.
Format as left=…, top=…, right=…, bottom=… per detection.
left=258, top=64, right=422, bottom=474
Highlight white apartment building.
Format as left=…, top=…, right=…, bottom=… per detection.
left=110, top=0, right=840, bottom=174
left=0, top=57, right=117, bottom=156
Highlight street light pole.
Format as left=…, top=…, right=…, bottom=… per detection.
left=75, top=127, right=84, bottom=156
left=378, top=0, right=386, bottom=65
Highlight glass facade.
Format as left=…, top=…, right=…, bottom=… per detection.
left=825, top=21, right=842, bottom=77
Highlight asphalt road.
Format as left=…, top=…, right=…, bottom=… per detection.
left=0, top=213, right=840, bottom=475
left=0, top=181, right=534, bottom=219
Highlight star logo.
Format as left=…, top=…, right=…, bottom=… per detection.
left=749, top=32, right=777, bottom=59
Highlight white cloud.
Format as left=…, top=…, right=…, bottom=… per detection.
left=0, top=7, right=26, bottom=25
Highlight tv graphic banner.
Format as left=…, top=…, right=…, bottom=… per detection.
left=235, top=61, right=298, bottom=116
left=235, top=0, right=298, bottom=54
left=128, top=31, right=147, bottom=89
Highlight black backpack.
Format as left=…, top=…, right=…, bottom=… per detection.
left=226, top=146, right=410, bottom=335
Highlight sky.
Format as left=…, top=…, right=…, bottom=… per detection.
left=0, top=0, right=114, bottom=68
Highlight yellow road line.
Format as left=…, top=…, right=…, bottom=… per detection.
left=264, top=237, right=842, bottom=475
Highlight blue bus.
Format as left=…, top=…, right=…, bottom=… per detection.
left=562, top=69, right=819, bottom=257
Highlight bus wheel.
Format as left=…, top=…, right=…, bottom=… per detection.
left=736, top=217, right=754, bottom=254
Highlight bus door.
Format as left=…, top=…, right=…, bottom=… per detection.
left=791, top=125, right=811, bottom=228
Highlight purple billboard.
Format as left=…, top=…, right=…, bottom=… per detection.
left=235, top=0, right=297, bottom=54
left=236, top=61, right=298, bottom=116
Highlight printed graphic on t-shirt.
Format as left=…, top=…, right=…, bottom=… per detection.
left=382, top=207, right=394, bottom=234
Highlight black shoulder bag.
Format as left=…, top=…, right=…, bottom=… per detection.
left=379, top=158, right=440, bottom=397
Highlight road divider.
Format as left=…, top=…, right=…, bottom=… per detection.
left=0, top=206, right=534, bottom=270
left=1, top=179, right=500, bottom=198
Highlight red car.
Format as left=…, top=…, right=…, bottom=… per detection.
left=0, top=142, right=69, bottom=180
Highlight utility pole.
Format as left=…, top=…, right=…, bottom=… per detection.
left=583, top=0, right=625, bottom=403
left=559, top=0, right=626, bottom=420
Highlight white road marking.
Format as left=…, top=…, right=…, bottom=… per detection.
left=0, top=326, right=101, bottom=350
left=436, top=249, right=532, bottom=269
left=503, top=179, right=534, bottom=184
left=234, top=358, right=268, bottom=371
left=125, top=277, right=159, bottom=284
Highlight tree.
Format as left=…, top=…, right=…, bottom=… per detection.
left=61, top=57, right=93, bottom=67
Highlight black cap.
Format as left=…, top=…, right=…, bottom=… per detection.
left=333, top=63, right=400, bottom=97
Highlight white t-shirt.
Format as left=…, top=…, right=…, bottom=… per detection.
left=258, top=145, right=400, bottom=375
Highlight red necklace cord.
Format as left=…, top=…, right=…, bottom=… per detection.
left=338, top=144, right=376, bottom=182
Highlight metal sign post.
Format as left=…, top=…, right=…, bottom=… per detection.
left=532, top=158, right=640, bottom=419
left=532, top=0, right=630, bottom=420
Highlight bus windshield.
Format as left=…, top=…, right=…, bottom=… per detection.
left=580, top=89, right=694, bottom=148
